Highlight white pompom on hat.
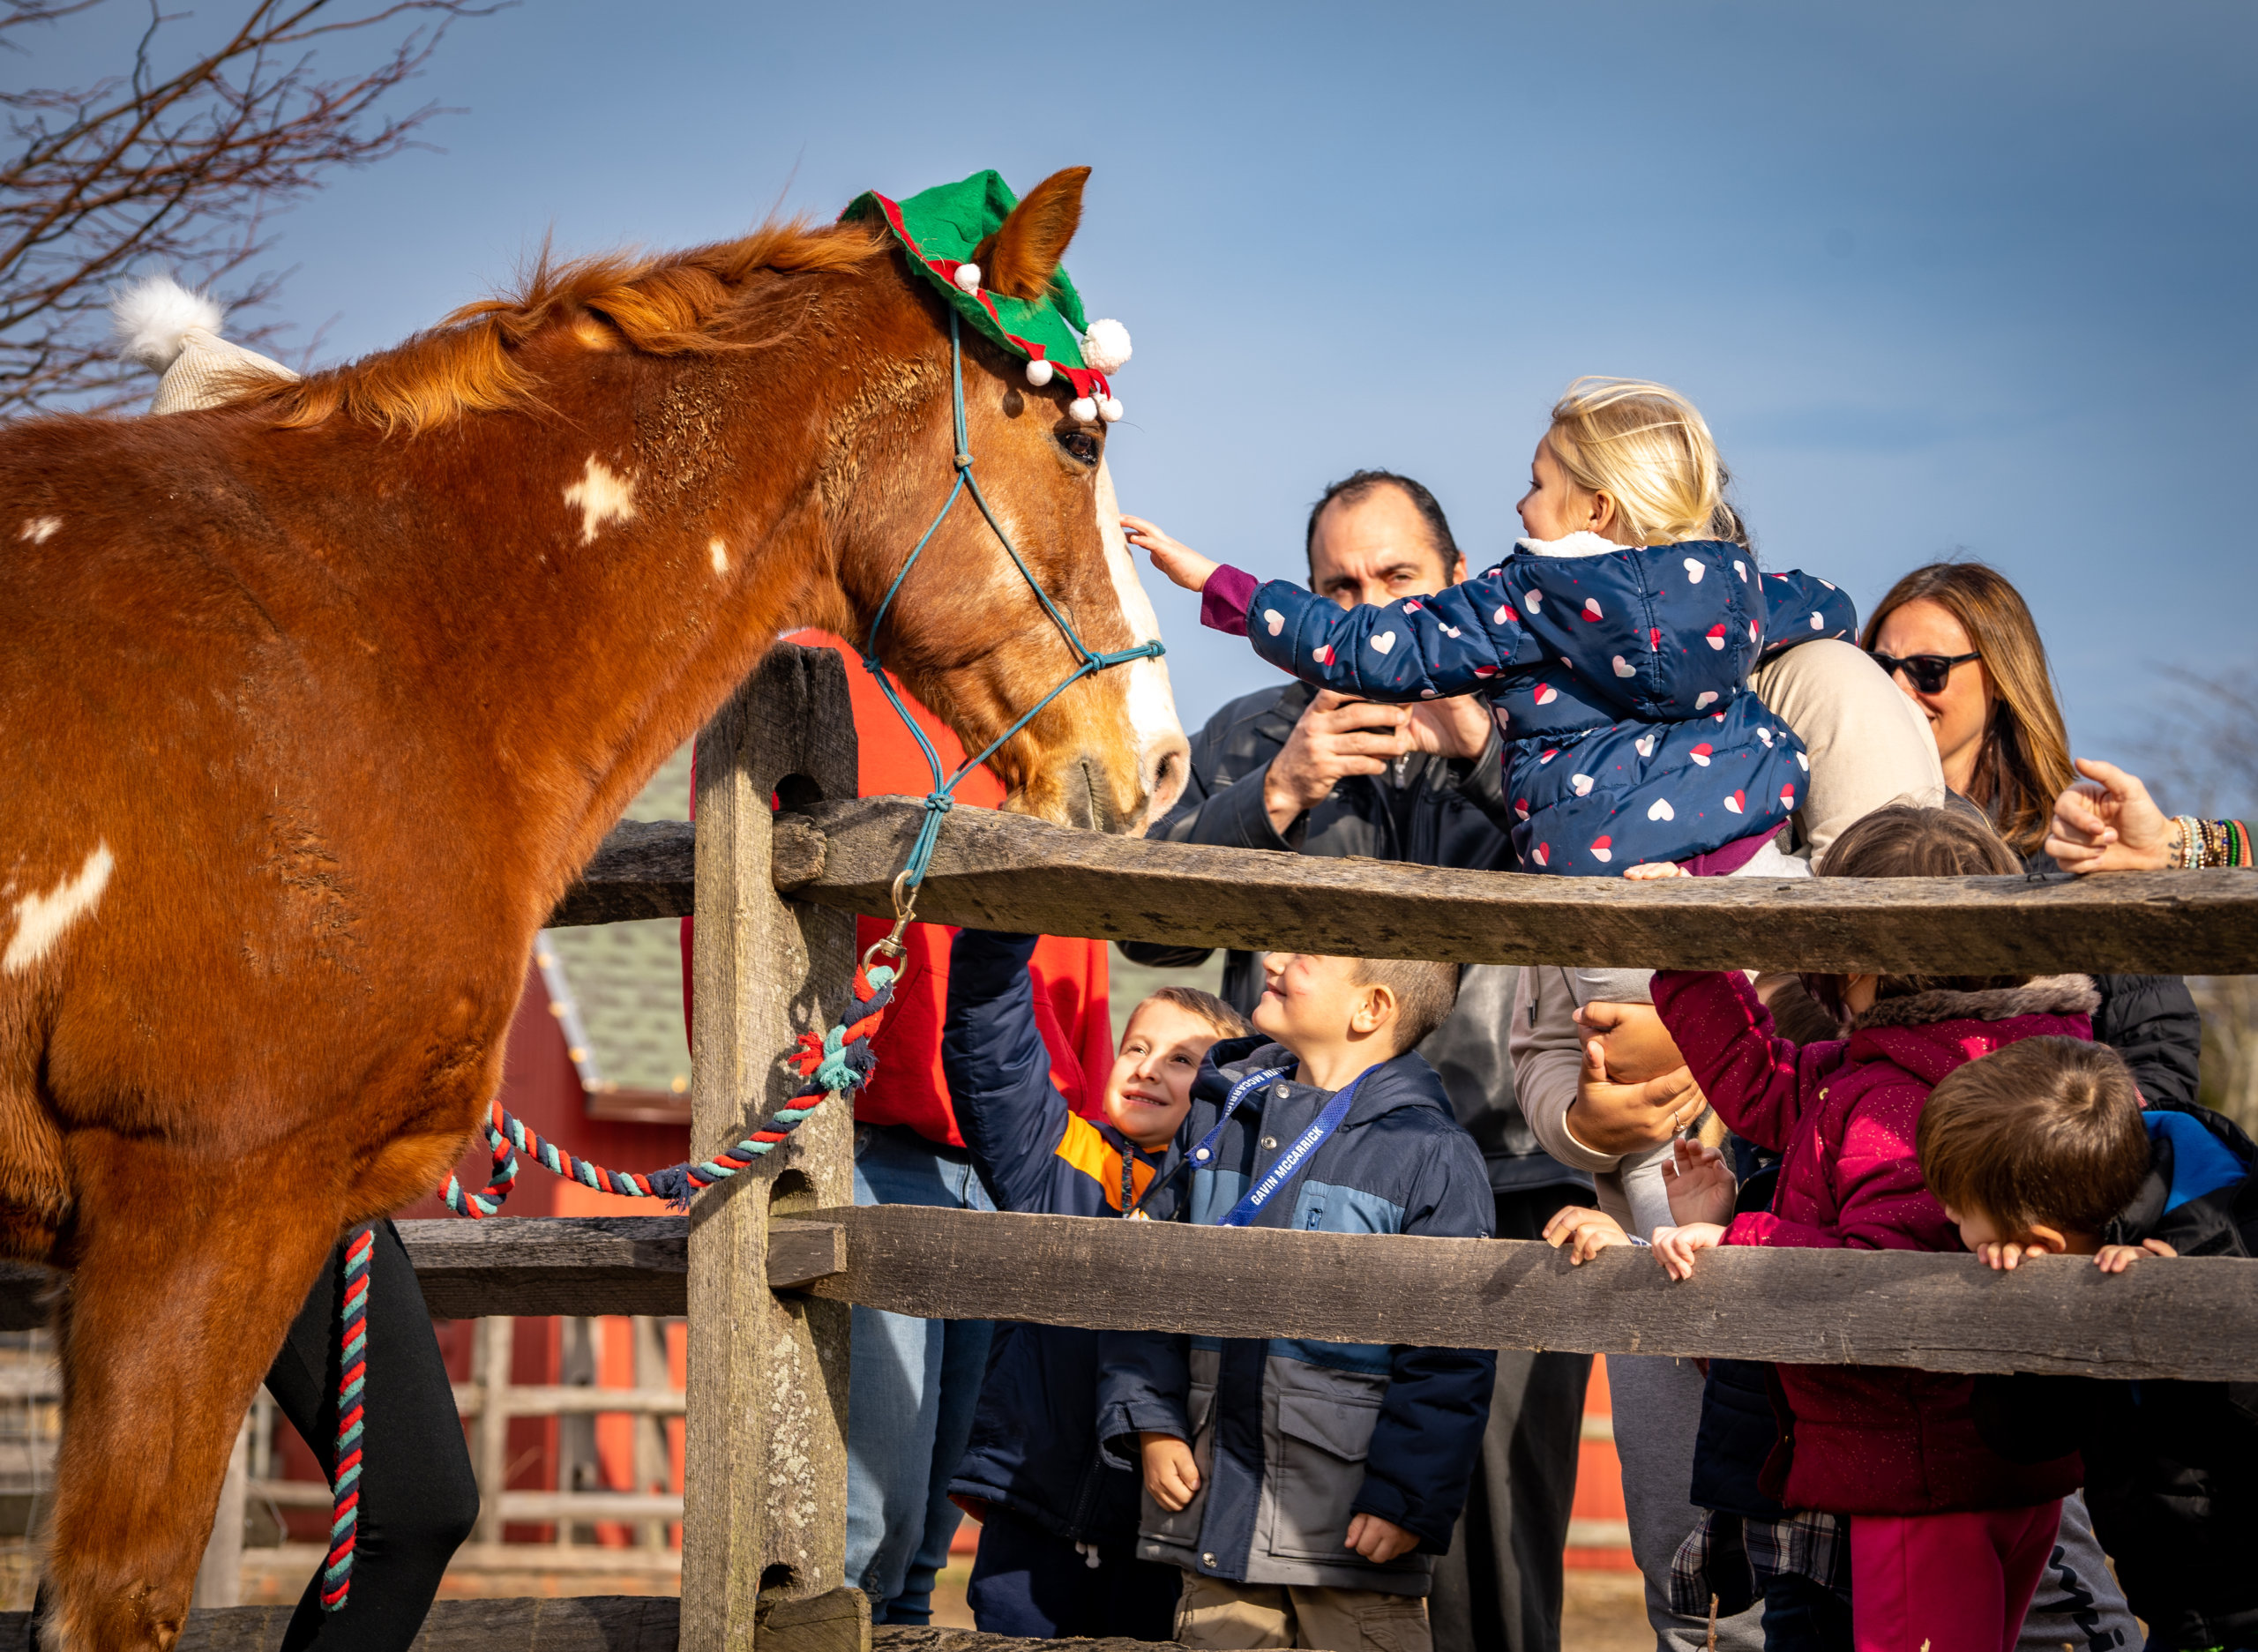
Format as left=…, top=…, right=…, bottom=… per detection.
left=114, top=274, right=298, bottom=414
left=952, top=262, right=983, bottom=295
left=1080, top=318, right=1132, bottom=374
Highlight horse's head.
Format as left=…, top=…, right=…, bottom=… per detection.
left=829, top=168, right=1189, bottom=836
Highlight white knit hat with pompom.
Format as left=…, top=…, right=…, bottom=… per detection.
left=114, top=275, right=299, bottom=414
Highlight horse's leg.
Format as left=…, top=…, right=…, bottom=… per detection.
left=45, top=1143, right=340, bottom=1652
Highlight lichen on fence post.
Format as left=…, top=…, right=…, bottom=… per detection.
left=681, top=645, right=864, bottom=1652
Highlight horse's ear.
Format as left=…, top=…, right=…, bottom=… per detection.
left=974, top=167, right=1090, bottom=301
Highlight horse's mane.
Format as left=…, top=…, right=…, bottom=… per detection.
left=232, top=217, right=891, bottom=437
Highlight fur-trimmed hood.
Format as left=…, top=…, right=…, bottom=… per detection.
left=1851, top=974, right=2099, bottom=1032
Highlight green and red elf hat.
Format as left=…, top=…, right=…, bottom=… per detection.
left=844, top=169, right=1131, bottom=422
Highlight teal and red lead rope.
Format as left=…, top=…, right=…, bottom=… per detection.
left=322, top=1226, right=373, bottom=1611
left=317, top=962, right=897, bottom=1613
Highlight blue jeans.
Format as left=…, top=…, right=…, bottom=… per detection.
left=846, top=1125, right=997, bottom=1624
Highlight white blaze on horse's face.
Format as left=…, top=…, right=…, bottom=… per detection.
left=1093, top=460, right=1189, bottom=833
left=4, top=841, right=115, bottom=974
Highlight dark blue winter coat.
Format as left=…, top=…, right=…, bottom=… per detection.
left=1204, top=536, right=1858, bottom=872
left=1095, top=1036, right=1498, bottom=1595
left=940, top=929, right=1170, bottom=1544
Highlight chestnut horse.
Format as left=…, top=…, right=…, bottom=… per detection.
left=0, top=166, right=1186, bottom=1651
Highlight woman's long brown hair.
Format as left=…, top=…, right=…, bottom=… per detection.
left=1860, top=560, right=2075, bottom=856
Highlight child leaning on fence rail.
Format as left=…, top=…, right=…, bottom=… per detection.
left=937, top=927, right=1249, bottom=1641
left=1918, top=1036, right=2258, bottom=1649
left=1093, top=951, right=1497, bottom=1652
left=1631, top=804, right=2102, bottom=1652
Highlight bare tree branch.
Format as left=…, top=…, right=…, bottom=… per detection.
left=0, top=0, right=504, bottom=415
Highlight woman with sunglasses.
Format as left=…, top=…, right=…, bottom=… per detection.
left=1863, top=559, right=2202, bottom=1109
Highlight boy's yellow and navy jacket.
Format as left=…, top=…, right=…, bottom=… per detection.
left=940, top=928, right=1172, bottom=1543
left=1094, top=1035, right=1497, bottom=1596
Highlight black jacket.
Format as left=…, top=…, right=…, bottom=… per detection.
left=1118, top=681, right=1585, bottom=1195
left=1973, top=1102, right=2258, bottom=1648
left=2021, top=846, right=2204, bottom=1110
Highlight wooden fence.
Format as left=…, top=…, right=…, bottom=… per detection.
left=5, top=641, right=2257, bottom=1651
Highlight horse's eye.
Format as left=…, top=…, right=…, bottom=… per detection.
left=1058, top=430, right=1099, bottom=465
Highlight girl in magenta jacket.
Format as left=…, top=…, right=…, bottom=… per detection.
left=1643, top=804, right=2092, bottom=1652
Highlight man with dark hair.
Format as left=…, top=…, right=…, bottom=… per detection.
left=1120, top=471, right=1592, bottom=1652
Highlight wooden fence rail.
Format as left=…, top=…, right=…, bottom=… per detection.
left=11, top=1211, right=2249, bottom=1382
left=552, top=796, right=2258, bottom=976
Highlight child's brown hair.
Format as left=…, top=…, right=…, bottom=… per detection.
left=1350, top=958, right=1462, bottom=1051
left=1803, top=804, right=2025, bottom=1021
left=1917, top=1036, right=2150, bottom=1237
left=1138, top=986, right=1251, bottom=1042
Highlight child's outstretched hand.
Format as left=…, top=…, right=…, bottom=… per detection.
left=1118, top=514, right=1218, bottom=594
left=1140, top=1431, right=1200, bottom=1512
left=1344, top=1514, right=1418, bottom=1564
left=1652, top=1222, right=1725, bottom=1281
left=1623, top=861, right=1687, bottom=880
left=1542, top=1204, right=1632, bottom=1265
left=2096, top=1237, right=2177, bottom=1273
left=1665, top=1139, right=1737, bottom=1229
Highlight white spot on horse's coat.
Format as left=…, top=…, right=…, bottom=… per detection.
left=709, top=537, right=729, bottom=575
left=19, top=517, right=59, bottom=543
left=1095, top=462, right=1190, bottom=829
left=563, top=458, right=637, bottom=545
left=4, top=842, right=114, bottom=974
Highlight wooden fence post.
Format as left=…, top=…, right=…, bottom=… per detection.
left=680, top=647, right=864, bottom=1652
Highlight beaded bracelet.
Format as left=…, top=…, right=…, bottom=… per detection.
left=2176, top=815, right=2253, bottom=868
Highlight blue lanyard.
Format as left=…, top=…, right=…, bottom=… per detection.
left=1184, top=1065, right=1290, bottom=1172
left=1214, top=1070, right=1371, bottom=1230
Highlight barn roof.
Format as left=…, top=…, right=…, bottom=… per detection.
left=537, top=744, right=693, bottom=1123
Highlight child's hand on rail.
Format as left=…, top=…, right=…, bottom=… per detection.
left=1664, top=1139, right=1737, bottom=1229
left=1140, top=1432, right=1200, bottom=1512
left=1119, top=514, right=1219, bottom=594
left=1541, top=1204, right=1632, bottom=1265
left=1652, top=1222, right=1725, bottom=1281
left=2095, top=1237, right=2176, bottom=1273
left=1622, top=861, right=1687, bottom=879
left=1344, top=1514, right=1419, bottom=1564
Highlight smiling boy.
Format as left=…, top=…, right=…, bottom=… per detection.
left=1096, top=952, right=1497, bottom=1652
left=940, top=927, right=1248, bottom=1640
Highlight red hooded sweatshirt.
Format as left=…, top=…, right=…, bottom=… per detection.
left=1652, top=968, right=2097, bottom=1516
left=682, top=632, right=1113, bottom=1147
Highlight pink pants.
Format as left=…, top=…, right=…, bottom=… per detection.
left=1850, top=1500, right=2062, bottom=1652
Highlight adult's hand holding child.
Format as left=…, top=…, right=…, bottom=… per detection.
left=1566, top=1025, right=1705, bottom=1155
left=1140, top=1431, right=1200, bottom=1512
left=1119, top=514, right=1218, bottom=594
left=1574, top=1001, right=1688, bottom=1086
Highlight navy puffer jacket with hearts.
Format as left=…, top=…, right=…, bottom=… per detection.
left=1202, top=534, right=1858, bottom=873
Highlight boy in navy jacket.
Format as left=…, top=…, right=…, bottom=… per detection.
left=1095, top=953, right=1498, bottom=1652
left=941, top=927, right=1248, bottom=1641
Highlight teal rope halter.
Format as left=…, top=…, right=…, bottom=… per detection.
left=857, top=310, right=1164, bottom=918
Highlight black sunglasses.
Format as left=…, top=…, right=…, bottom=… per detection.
left=1867, top=648, right=1979, bottom=695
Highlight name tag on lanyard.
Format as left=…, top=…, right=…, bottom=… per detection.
left=1215, top=1070, right=1370, bottom=1229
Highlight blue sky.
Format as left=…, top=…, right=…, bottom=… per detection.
left=37, top=0, right=2257, bottom=774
